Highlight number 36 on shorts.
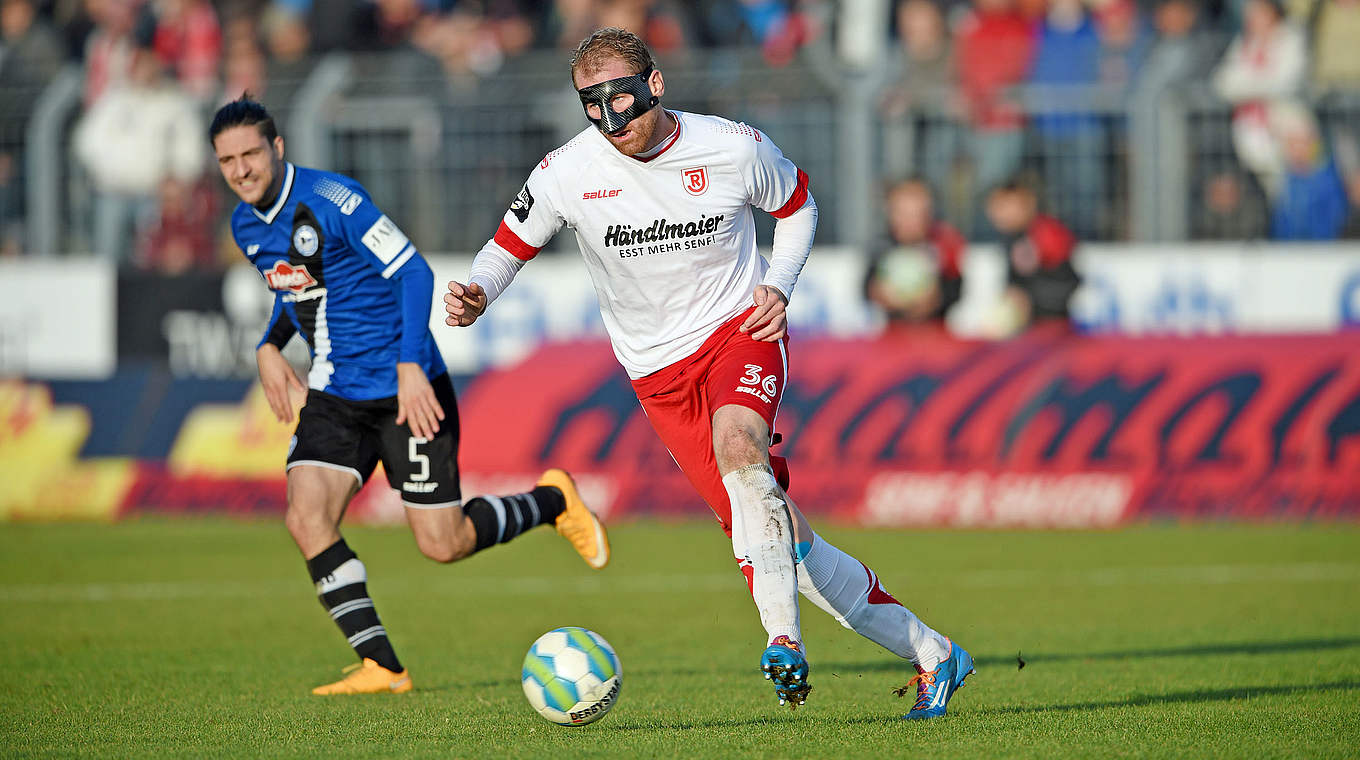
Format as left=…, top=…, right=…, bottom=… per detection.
left=736, top=363, right=780, bottom=403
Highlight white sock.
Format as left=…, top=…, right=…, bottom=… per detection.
left=796, top=531, right=950, bottom=670
left=724, top=464, right=802, bottom=647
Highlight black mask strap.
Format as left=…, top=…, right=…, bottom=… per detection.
left=577, top=67, right=660, bottom=134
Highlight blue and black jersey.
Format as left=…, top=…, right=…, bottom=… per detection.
left=230, top=163, right=446, bottom=401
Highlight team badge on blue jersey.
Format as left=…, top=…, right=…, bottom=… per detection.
left=293, top=224, right=319, bottom=257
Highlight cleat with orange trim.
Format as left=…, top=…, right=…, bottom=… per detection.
left=540, top=468, right=610, bottom=569
left=311, top=658, right=412, bottom=695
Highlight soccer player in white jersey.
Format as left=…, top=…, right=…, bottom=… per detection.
left=445, top=28, right=974, bottom=718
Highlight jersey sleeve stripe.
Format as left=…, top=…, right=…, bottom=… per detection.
left=493, top=220, right=542, bottom=261
left=381, top=243, right=416, bottom=278
left=771, top=168, right=810, bottom=219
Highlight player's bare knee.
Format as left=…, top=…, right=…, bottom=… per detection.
left=413, top=515, right=476, bottom=563
left=284, top=503, right=334, bottom=551
left=416, top=532, right=473, bottom=563
left=416, top=539, right=457, bottom=564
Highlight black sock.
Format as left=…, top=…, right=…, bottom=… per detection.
left=306, top=539, right=403, bottom=673
left=465, top=486, right=567, bottom=552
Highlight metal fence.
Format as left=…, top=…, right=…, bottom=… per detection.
left=1181, top=87, right=1360, bottom=241
left=880, top=85, right=1137, bottom=241
left=315, top=49, right=841, bottom=253
left=4, top=48, right=1359, bottom=257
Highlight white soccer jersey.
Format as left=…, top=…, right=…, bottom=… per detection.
left=477, top=110, right=812, bottom=379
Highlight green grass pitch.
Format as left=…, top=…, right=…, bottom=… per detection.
left=2, top=518, right=1358, bottom=759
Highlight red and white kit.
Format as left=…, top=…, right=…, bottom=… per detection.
left=468, top=110, right=815, bottom=529
left=468, top=108, right=955, bottom=677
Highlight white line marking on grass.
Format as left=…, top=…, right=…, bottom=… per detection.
left=1, top=563, right=1357, bottom=603
left=955, top=563, right=1360, bottom=588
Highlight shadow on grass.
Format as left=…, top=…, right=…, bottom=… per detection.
left=821, top=635, right=1360, bottom=674
left=605, top=681, right=1360, bottom=729
left=977, top=680, right=1360, bottom=715
left=607, top=713, right=907, bottom=731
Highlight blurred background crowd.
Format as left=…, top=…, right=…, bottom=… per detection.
left=0, top=0, right=1357, bottom=325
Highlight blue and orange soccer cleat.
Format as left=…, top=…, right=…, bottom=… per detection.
left=901, top=640, right=974, bottom=719
left=760, top=635, right=811, bottom=709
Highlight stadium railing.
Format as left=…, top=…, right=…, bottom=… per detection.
left=6, top=48, right=1360, bottom=256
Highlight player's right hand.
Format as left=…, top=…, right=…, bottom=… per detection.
left=444, top=280, right=487, bottom=327
left=257, top=344, right=306, bottom=423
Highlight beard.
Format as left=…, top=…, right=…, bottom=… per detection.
left=601, top=107, right=661, bottom=157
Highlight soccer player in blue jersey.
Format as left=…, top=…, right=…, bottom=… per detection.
left=210, top=96, right=611, bottom=695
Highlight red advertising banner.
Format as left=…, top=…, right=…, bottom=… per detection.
left=457, top=332, right=1360, bottom=527
left=12, top=333, right=1357, bottom=526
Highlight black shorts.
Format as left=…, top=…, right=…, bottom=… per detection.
left=287, top=373, right=462, bottom=508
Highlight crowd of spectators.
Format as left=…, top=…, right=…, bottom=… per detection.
left=880, top=0, right=1360, bottom=243
left=866, top=0, right=1359, bottom=328
left=863, top=175, right=1082, bottom=337
left=0, top=0, right=1358, bottom=271
left=0, top=0, right=831, bottom=263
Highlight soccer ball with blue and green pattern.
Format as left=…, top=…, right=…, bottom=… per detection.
left=521, top=627, right=622, bottom=726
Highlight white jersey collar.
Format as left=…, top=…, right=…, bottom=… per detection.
left=252, top=162, right=295, bottom=225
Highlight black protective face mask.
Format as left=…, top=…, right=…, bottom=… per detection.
left=576, top=67, right=660, bottom=134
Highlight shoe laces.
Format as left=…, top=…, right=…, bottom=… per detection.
left=769, top=635, right=802, bottom=654
left=896, top=669, right=938, bottom=710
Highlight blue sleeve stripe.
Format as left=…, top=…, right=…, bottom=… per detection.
left=381, top=243, right=416, bottom=278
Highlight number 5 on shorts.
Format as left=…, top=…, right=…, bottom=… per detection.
left=408, top=437, right=429, bottom=482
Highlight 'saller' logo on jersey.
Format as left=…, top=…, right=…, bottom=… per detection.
left=265, top=261, right=318, bottom=292
left=293, top=224, right=319, bottom=257
left=683, top=166, right=708, bottom=196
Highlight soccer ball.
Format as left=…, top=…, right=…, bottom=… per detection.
left=521, top=627, right=622, bottom=726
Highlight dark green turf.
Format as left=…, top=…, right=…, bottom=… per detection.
left=2, top=519, right=1358, bottom=758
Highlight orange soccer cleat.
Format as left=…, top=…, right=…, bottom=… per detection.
left=539, top=468, right=610, bottom=569
left=311, top=658, right=412, bottom=695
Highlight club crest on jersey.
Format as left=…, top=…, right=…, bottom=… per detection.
left=683, top=166, right=708, bottom=196
left=292, top=224, right=319, bottom=257
left=510, top=185, right=534, bottom=223
left=264, top=261, right=318, bottom=292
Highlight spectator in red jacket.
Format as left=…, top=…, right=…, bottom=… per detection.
left=148, top=0, right=221, bottom=100
left=863, top=178, right=967, bottom=330
left=985, top=181, right=1081, bottom=335
left=955, top=0, right=1035, bottom=234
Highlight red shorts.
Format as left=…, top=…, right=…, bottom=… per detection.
left=631, top=307, right=790, bottom=535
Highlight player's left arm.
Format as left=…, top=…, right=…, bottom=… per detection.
left=336, top=189, right=444, bottom=439
left=741, top=128, right=818, bottom=342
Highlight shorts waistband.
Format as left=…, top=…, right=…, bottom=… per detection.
left=631, top=307, right=757, bottom=399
